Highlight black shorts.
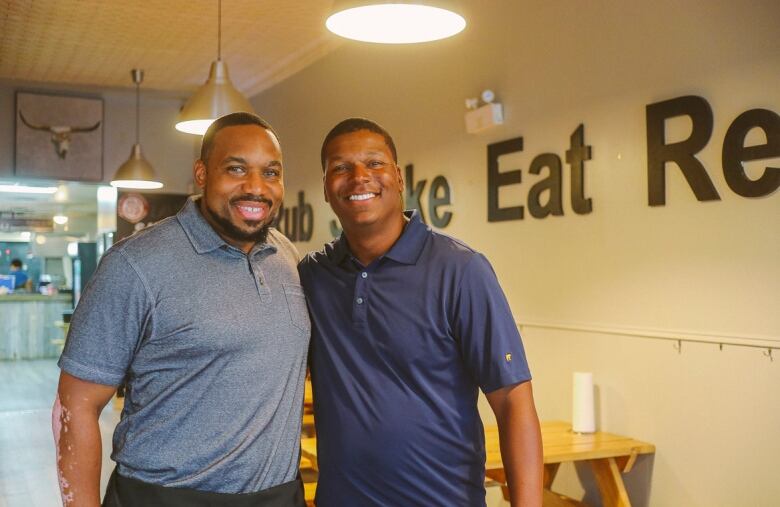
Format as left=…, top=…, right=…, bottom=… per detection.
left=102, top=468, right=305, bottom=507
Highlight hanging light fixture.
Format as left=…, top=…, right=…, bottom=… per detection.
left=52, top=214, right=69, bottom=225
left=175, top=0, right=255, bottom=135
left=111, top=69, right=163, bottom=189
left=326, top=1, right=466, bottom=44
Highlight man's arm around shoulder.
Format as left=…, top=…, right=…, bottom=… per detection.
left=486, top=380, right=543, bottom=507
left=53, top=372, right=117, bottom=507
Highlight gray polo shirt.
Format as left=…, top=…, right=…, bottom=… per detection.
left=58, top=197, right=310, bottom=493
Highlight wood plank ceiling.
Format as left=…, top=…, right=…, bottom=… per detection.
left=0, top=0, right=342, bottom=96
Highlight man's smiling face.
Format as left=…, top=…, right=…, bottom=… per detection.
left=323, top=129, right=404, bottom=233
left=195, top=124, right=284, bottom=252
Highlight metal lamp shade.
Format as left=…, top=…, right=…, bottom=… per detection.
left=175, top=60, right=255, bottom=135
left=111, top=144, right=163, bottom=189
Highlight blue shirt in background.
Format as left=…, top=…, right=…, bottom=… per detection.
left=11, top=270, right=28, bottom=289
left=299, top=210, right=531, bottom=507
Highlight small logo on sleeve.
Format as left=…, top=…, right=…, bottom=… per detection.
left=505, top=353, right=512, bottom=362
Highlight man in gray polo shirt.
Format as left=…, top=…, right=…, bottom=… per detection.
left=53, top=113, right=310, bottom=507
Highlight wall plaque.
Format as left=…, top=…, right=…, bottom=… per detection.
left=15, top=91, right=104, bottom=182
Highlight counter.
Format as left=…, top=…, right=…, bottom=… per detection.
left=0, top=294, right=72, bottom=360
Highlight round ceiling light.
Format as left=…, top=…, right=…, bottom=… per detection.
left=326, top=3, right=466, bottom=44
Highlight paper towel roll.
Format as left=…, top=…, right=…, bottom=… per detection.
left=572, top=372, right=595, bottom=433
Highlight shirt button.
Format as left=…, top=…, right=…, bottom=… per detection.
left=361, top=272, right=368, bottom=279
left=356, top=297, right=364, bottom=305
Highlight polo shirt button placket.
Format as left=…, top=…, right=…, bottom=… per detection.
left=250, top=257, right=271, bottom=301
left=257, top=273, right=268, bottom=291
left=353, top=270, right=369, bottom=323
left=353, top=294, right=367, bottom=324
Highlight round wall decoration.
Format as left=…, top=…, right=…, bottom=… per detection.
left=118, top=193, right=150, bottom=224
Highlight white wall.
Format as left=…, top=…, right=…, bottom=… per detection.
left=252, top=1, right=780, bottom=506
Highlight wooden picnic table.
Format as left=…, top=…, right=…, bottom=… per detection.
left=300, top=420, right=654, bottom=507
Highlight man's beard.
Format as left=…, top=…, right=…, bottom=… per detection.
left=202, top=194, right=274, bottom=245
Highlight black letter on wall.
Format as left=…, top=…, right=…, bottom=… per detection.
left=428, top=176, right=453, bottom=228
left=277, top=206, right=294, bottom=240
left=646, top=95, right=719, bottom=205
left=487, top=137, right=524, bottom=221
left=722, top=108, right=780, bottom=198
left=297, top=191, right=313, bottom=241
left=404, top=164, right=427, bottom=222
left=329, top=219, right=342, bottom=238
left=565, top=124, right=593, bottom=214
left=527, top=153, right=563, bottom=218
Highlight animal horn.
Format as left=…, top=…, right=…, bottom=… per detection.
left=19, top=111, right=52, bottom=132
left=69, top=120, right=102, bottom=133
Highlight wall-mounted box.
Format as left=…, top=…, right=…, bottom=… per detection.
left=465, top=103, right=503, bottom=134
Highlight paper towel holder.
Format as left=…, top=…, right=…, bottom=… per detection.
left=572, top=371, right=596, bottom=434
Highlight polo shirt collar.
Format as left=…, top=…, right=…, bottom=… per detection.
left=178, top=197, right=227, bottom=254
left=330, top=210, right=428, bottom=266
left=178, top=196, right=277, bottom=257
left=385, top=210, right=428, bottom=264
left=331, top=233, right=351, bottom=265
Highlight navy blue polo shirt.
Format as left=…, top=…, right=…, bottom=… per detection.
left=298, top=210, right=531, bottom=507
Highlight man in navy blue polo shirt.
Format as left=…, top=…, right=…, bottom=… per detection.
left=298, top=118, right=543, bottom=506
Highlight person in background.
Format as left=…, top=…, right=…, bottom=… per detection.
left=52, top=112, right=310, bottom=507
left=9, top=258, right=32, bottom=291
left=299, top=118, right=543, bottom=507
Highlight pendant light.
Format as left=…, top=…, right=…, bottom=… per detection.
left=111, top=69, right=163, bottom=189
left=175, top=0, right=255, bottom=135
left=326, top=1, right=466, bottom=44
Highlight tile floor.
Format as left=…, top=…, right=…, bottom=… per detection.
left=0, top=360, right=508, bottom=507
left=0, top=359, right=117, bottom=507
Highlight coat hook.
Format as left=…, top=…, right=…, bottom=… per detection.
left=673, top=340, right=682, bottom=354
left=719, top=343, right=724, bottom=351
left=764, top=349, right=774, bottom=362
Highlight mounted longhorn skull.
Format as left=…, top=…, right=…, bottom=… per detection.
left=18, top=111, right=101, bottom=160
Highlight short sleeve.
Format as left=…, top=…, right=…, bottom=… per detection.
left=58, top=249, right=152, bottom=386
left=297, top=256, right=311, bottom=290
left=453, top=253, right=531, bottom=393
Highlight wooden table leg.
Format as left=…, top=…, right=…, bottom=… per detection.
left=486, top=463, right=563, bottom=502
left=590, top=457, right=631, bottom=507
left=615, top=448, right=639, bottom=473
left=485, top=468, right=509, bottom=500
left=544, top=463, right=561, bottom=489
left=485, top=468, right=506, bottom=484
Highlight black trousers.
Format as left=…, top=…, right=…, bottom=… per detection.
left=102, top=468, right=305, bottom=507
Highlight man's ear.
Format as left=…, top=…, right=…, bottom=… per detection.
left=323, top=172, right=329, bottom=203
left=194, top=160, right=207, bottom=190
left=396, top=164, right=404, bottom=193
